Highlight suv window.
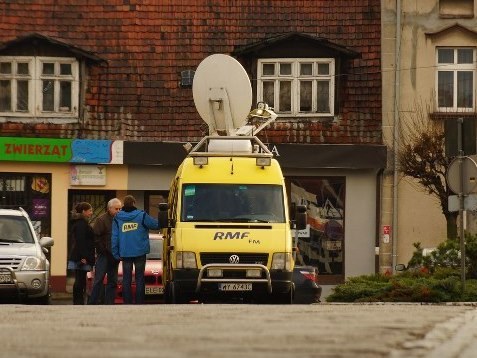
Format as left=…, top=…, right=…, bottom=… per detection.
left=0, top=216, right=34, bottom=243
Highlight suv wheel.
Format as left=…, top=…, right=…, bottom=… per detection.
left=30, top=292, right=51, bottom=305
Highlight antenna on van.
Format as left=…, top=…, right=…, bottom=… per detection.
left=192, top=54, right=277, bottom=137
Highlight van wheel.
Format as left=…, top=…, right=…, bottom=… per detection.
left=164, top=283, right=172, bottom=304
left=170, top=281, right=188, bottom=304
left=170, top=281, right=179, bottom=303
left=273, top=287, right=294, bottom=304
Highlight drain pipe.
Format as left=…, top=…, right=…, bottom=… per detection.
left=392, top=0, right=402, bottom=273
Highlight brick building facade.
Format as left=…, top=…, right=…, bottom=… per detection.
left=0, top=1, right=384, bottom=293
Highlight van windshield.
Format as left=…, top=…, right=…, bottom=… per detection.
left=181, top=184, right=285, bottom=223
left=0, top=216, right=35, bottom=244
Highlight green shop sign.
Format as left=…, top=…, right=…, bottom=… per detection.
left=0, top=137, right=72, bottom=162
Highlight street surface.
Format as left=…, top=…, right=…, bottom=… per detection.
left=1, top=303, right=476, bottom=358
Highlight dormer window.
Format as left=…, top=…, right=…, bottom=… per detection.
left=0, top=33, right=104, bottom=123
left=257, top=58, right=335, bottom=116
left=0, top=56, right=79, bottom=117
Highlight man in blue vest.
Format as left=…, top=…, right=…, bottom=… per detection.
left=112, top=195, right=159, bottom=304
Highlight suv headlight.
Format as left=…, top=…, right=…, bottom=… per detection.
left=21, top=257, right=46, bottom=271
left=176, top=251, right=197, bottom=269
left=271, top=253, right=292, bottom=271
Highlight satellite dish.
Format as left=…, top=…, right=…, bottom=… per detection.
left=193, top=54, right=252, bottom=136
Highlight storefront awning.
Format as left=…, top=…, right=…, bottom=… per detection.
left=273, top=143, right=387, bottom=169
left=124, top=141, right=387, bottom=170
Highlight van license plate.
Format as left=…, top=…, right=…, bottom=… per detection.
left=0, top=273, right=12, bottom=284
left=219, top=283, right=252, bottom=291
left=145, top=286, right=164, bottom=295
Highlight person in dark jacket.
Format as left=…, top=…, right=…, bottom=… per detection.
left=68, top=202, right=95, bottom=305
left=112, top=195, right=159, bottom=304
left=88, top=198, right=122, bottom=305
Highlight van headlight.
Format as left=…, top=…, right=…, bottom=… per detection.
left=271, top=253, right=292, bottom=271
left=21, top=257, right=45, bottom=270
left=176, top=251, right=197, bottom=269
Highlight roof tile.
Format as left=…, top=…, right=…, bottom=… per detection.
left=0, top=0, right=381, bottom=144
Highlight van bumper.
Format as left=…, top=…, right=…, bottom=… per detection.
left=172, top=266, right=293, bottom=298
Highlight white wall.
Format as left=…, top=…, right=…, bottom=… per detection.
left=127, top=165, right=176, bottom=190
left=344, top=170, right=378, bottom=277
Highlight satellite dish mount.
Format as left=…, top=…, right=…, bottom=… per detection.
left=207, top=87, right=235, bottom=136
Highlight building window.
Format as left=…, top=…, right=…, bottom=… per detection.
left=436, top=48, right=475, bottom=112
left=257, top=58, right=335, bottom=117
left=0, top=56, right=79, bottom=118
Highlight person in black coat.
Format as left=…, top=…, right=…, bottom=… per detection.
left=67, top=202, right=95, bottom=305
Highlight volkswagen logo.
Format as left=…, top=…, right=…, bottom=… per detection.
left=229, top=254, right=240, bottom=264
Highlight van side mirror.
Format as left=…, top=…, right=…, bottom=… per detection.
left=289, top=202, right=296, bottom=221
left=158, top=203, right=169, bottom=228
left=295, top=204, right=307, bottom=230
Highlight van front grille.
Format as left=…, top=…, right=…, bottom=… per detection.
left=200, top=253, right=268, bottom=266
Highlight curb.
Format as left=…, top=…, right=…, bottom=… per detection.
left=51, top=292, right=72, bottom=300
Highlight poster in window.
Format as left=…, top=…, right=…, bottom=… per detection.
left=32, top=198, right=49, bottom=218
left=289, top=177, right=345, bottom=276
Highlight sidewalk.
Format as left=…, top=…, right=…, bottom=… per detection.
left=51, top=291, right=72, bottom=303
left=390, top=307, right=477, bottom=358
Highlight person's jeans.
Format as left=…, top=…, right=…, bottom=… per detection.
left=122, top=255, right=147, bottom=304
left=88, top=254, right=119, bottom=305
left=73, top=269, right=87, bottom=305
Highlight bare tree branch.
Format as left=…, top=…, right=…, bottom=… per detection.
left=397, top=100, right=457, bottom=238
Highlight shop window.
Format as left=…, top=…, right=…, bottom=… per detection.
left=0, top=173, right=52, bottom=238
left=436, top=47, right=476, bottom=112
left=0, top=56, right=79, bottom=118
left=288, top=176, right=345, bottom=284
left=257, top=58, right=335, bottom=117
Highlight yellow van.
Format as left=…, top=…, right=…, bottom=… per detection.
left=159, top=136, right=306, bottom=303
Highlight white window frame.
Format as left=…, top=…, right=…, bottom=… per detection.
left=0, top=56, right=79, bottom=119
left=257, top=58, right=335, bottom=117
left=435, top=47, right=475, bottom=112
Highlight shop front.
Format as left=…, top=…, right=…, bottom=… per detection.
left=1, top=137, right=386, bottom=294
left=125, top=140, right=387, bottom=291
left=274, top=143, right=386, bottom=290
left=0, top=137, right=128, bottom=292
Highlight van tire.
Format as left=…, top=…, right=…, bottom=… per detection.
left=273, top=287, right=294, bottom=304
left=164, top=283, right=172, bottom=304
left=170, top=281, right=177, bottom=303
left=170, top=281, right=189, bottom=304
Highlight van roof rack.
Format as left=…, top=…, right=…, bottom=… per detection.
left=188, top=136, right=272, bottom=158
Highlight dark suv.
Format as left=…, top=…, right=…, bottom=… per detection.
left=0, top=208, right=54, bottom=304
